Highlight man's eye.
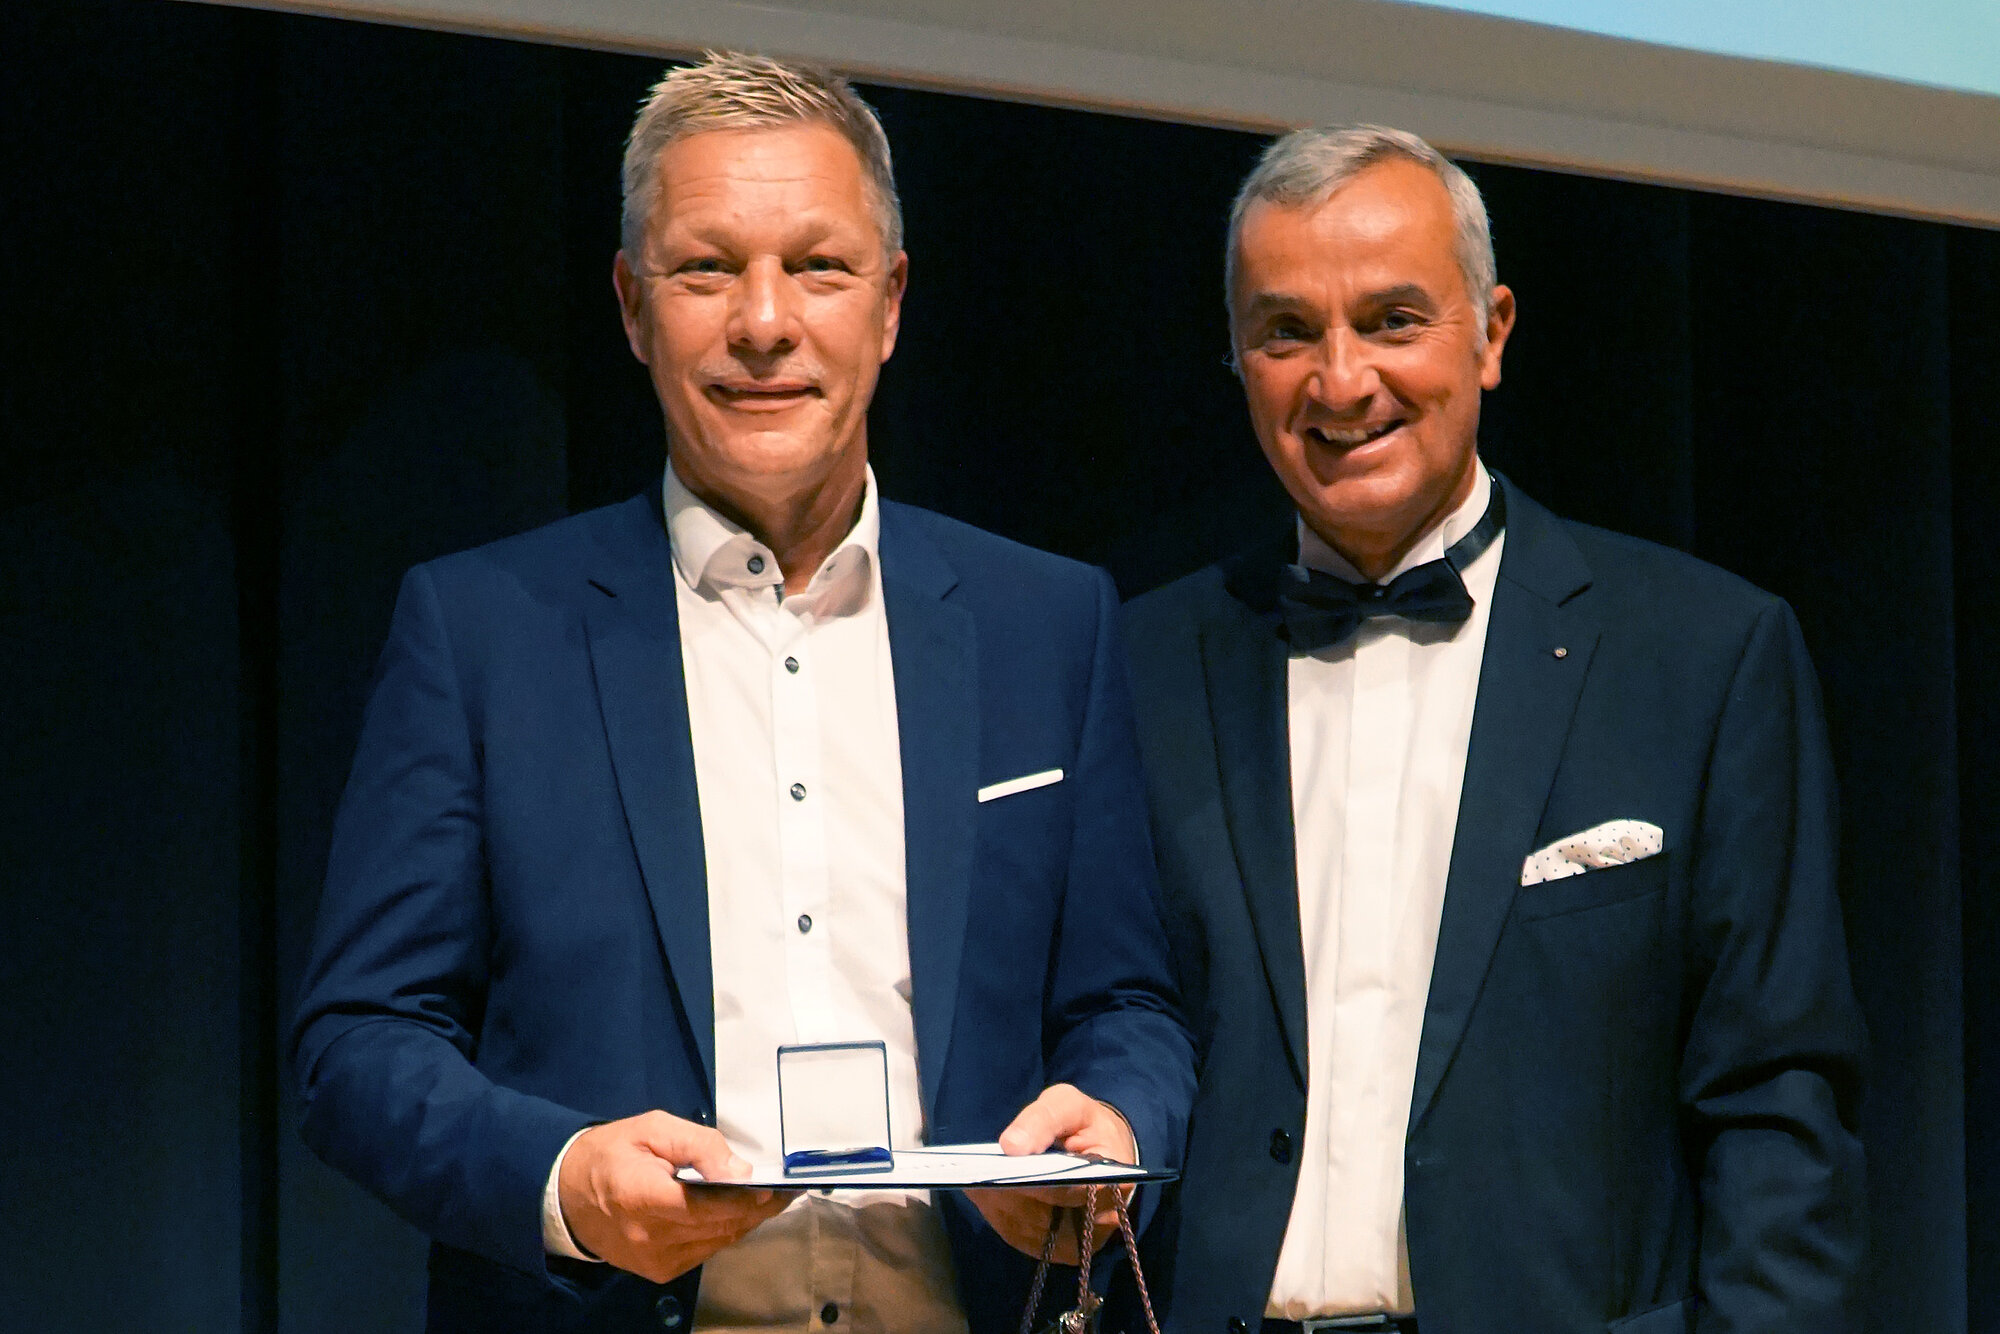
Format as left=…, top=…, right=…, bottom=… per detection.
left=798, top=255, right=850, bottom=274
left=1378, top=310, right=1422, bottom=333
left=1265, top=322, right=1312, bottom=345
left=676, top=258, right=727, bottom=275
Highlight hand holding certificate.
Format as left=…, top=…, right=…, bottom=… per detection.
left=967, top=1083, right=1148, bottom=1265
left=670, top=1048, right=1170, bottom=1268
left=557, top=1111, right=794, bottom=1284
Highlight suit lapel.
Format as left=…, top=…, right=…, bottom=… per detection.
left=1410, top=483, right=1599, bottom=1128
left=1209, top=544, right=1309, bottom=1088
left=581, top=493, right=717, bottom=1106
left=878, top=504, right=978, bottom=1123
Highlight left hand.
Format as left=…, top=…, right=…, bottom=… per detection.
left=966, top=1083, right=1136, bottom=1263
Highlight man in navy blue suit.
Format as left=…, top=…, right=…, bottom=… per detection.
left=1122, top=127, right=1865, bottom=1333
left=293, top=53, right=1192, bottom=1334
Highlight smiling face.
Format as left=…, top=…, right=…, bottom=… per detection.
left=1230, top=157, right=1514, bottom=577
left=613, top=122, right=905, bottom=517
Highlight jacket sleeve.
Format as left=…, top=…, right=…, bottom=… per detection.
left=1043, top=569, right=1199, bottom=1230
left=1684, top=600, right=1867, bottom=1331
left=289, top=563, right=592, bottom=1279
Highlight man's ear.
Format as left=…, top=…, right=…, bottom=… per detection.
left=878, top=250, right=908, bottom=363
left=1480, top=284, right=1516, bottom=390
left=612, top=250, right=650, bottom=365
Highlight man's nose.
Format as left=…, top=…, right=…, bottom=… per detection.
left=1307, top=327, right=1381, bottom=409
left=727, top=257, right=802, bottom=357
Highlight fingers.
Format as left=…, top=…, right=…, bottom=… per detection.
left=967, top=1187, right=1122, bottom=1265
left=558, top=1110, right=792, bottom=1283
left=672, top=1192, right=796, bottom=1256
left=674, top=1184, right=794, bottom=1233
left=998, top=1085, right=1137, bottom=1167
left=998, top=1083, right=1092, bottom=1155
left=641, top=1185, right=780, bottom=1238
left=632, top=1110, right=753, bottom=1183
left=965, top=1188, right=1051, bottom=1258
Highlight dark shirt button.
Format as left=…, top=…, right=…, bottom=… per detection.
left=798, top=914, right=813, bottom=934
left=1268, top=1128, right=1292, bottom=1164
left=790, top=782, right=807, bottom=801
left=785, top=656, right=800, bottom=674
left=821, top=1303, right=840, bottom=1325
left=1227, top=1319, right=1249, bottom=1334
left=655, top=1293, right=684, bottom=1329
left=747, top=555, right=765, bottom=575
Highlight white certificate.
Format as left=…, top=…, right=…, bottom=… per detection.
left=678, top=1142, right=1174, bottom=1190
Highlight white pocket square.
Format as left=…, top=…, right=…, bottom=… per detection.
left=1520, top=819, right=1664, bottom=887
left=977, top=768, right=1064, bottom=803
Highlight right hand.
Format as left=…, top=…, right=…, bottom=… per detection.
left=557, top=1111, right=794, bottom=1283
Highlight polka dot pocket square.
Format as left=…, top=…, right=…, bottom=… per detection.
left=1520, top=819, right=1664, bottom=887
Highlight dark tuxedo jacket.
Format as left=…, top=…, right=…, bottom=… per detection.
left=1120, top=478, right=1865, bottom=1334
left=291, top=489, right=1195, bottom=1334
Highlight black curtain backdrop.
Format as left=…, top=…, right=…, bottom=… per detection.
left=2, top=4, right=1995, bottom=1330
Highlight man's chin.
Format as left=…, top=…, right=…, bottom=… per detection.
left=1294, top=473, right=1462, bottom=561
left=1300, top=472, right=1420, bottom=526
left=675, top=424, right=865, bottom=493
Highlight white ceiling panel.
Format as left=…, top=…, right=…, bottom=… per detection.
left=181, top=0, right=2000, bottom=227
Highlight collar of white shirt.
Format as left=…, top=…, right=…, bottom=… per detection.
left=1297, top=461, right=1494, bottom=585
left=662, top=462, right=881, bottom=615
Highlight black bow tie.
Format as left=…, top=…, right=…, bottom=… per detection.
left=1276, top=482, right=1505, bottom=652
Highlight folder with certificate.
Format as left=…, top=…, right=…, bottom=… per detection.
left=678, top=1142, right=1173, bottom=1190
left=674, top=1041, right=1175, bottom=1190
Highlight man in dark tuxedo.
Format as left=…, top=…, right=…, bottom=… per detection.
left=292, top=53, right=1192, bottom=1334
left=1123, top=126, right=1865, bottom=1334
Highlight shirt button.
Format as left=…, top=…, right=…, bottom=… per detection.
left=784, top=656, right=800, bottom=674
left=821, top=1303, right=840, bottom=1326
left=797, top=914, right=813, bottom=934
left=655, top=1294, right=684, bottom=1329
left=1227, top=1319, right=1249, bottom=1334
left=790, top=782, right=807, bottom=801
left=1268, top=1128, right=1292, bottom=1164
left=747, top=555, right=765, bottom=575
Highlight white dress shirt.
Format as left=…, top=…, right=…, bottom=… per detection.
left=1266, top=464, right=1504, bottom=1320
left=543, top=465, right=965, bottom=1334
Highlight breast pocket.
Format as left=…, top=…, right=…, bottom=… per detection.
left=973, top=766, right=1071, bottom=890
left=1512, top=851, right=1669, bottom=923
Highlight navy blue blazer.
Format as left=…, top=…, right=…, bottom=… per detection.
left=1120, top=478, right=1865, bottom=1334
left=292, top=490, right=1195, bottom=1334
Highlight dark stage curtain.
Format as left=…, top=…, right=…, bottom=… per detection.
left=2, top=4, right=1994, bottom=1330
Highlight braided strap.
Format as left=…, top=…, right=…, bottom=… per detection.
left=1016, top=1186, right=1161, bottom=1334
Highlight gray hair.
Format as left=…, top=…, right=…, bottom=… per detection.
left=620, top=51, right=904, bottom=261
left=1226, top=124, right=1497, bottom=330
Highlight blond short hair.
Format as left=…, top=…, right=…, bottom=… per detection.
left=620, top=51, right=903, bottom=260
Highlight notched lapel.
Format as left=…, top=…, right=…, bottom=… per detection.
left=581, top=498, right=717, bottom=1105
left=1411, top=489, right=1598, bottom=1128
left=880, top=509, right=978, bottom=1124
left=1203, top=560, right=1308, bottom=1089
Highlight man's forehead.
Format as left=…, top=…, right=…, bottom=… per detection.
left=1234, top=169, right=1461, bottom=295
left=1244, top=166, right=1452, bottom=249
left=642, top=123, right=882, bottom=250
left=654, top=122, right=867, bottom=193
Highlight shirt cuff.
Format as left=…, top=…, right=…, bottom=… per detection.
left=1097, top=1098, right=1140, bottom=1167
left=543, top=1127, right=604, bottom=1262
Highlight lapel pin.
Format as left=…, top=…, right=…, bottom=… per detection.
left=1552, top=646, right=1569, bottom=659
